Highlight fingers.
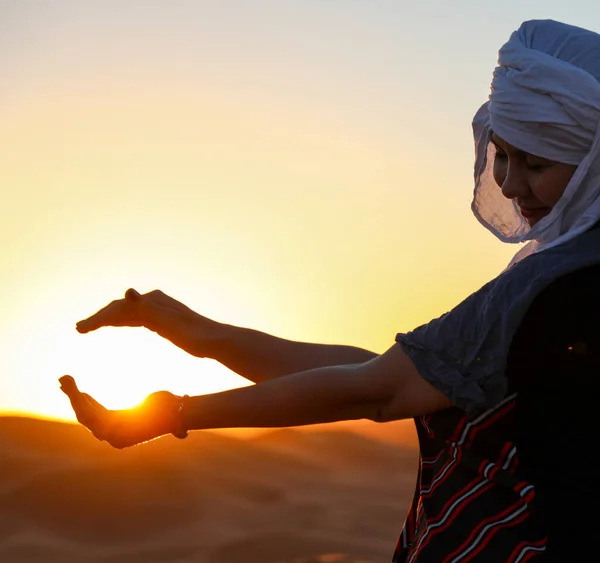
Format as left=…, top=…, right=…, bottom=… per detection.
left=126, top=290, right=191, bottom=336
left=60, top=376, right=177, bottom=449
left=76, top=287, right=200, bottom=335
left=82, top=392, right=109, bottom=414
left=58, top=374, right=79, bottom=395
left=59, top=375, right=109, bottom=440
left=76, top=288, right=205, bottom=358
left=59, top=376, right=146, bottom=448
left=76, top=292, right=143, bottom=333
left=125, top=288, right=141, bottom=301
left=76, top=300, right=121, bottom=333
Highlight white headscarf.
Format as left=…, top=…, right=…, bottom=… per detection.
left=472, top=20, right=600, bottom=265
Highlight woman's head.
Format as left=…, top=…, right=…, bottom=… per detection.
left=471, top=20, right=600, bottom=247
left=491, top=132, right=577, bottom=227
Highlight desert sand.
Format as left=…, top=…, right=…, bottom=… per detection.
left=0, top=416, right=418, bottom=563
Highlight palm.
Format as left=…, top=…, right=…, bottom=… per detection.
left=59, top=375, right=182, bottom=449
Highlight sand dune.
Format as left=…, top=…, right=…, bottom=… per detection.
left=0, top=416, right=418, bottom=563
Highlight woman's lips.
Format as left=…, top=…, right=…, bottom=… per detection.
left=519, top=207, right=548, bottom=220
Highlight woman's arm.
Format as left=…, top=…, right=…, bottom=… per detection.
left=184, top=342, right=438, bottom=430
left=208, top=324, right=378, bottom=383
left=76, top=289, right=378, bottom=383
left=61, top=343, right=452, bottom=448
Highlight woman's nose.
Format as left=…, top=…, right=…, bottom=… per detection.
left=500, top=166, right=530, bottom=200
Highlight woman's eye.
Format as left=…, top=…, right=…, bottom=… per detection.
left=526, top=159, right=552, bottom=170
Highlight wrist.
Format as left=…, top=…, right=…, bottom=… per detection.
left=171, top=394, right=190, bottom=439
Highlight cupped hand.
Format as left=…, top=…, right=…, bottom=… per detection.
left=76, top=288, right=217, bottom=358
left=59, top=375, right=185, bottom=449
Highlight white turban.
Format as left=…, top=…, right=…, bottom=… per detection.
left=472, top=20, right=600, bottom=263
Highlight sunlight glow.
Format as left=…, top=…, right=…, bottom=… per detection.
left=1, top=1, right=534, bottom=421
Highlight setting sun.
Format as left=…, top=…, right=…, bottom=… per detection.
left=2, top=276, right=254, bottom=421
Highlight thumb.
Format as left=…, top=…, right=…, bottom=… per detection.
left=59, top=375, right=104, bottom=435
left=59, top=374, right=80, bottom=397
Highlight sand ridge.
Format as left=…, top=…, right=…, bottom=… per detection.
left=0, top=416, right=417, bottom=563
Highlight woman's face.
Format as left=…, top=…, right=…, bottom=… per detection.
left=491, top=133, right=578, bottom=227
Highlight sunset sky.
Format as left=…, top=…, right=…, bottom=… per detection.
left=2, top=1, right=600, bottom=421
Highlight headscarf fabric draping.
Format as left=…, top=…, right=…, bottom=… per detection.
left=472, top=20, right=600, bottom=259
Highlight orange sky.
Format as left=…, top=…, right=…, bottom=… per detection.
left=5, top=2, right=587, bottom=421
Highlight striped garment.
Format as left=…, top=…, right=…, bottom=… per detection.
left=392, top=395, right=546, bottom=562
left=392, top=258, right=600, bottom=562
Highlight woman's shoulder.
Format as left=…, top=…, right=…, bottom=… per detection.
left=510, top=261, right=600, bottom=363
left=524, top=261, right=600, bottom=321
left=544, top=259, right=600, bottom=288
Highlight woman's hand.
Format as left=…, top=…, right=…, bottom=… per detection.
left=59, top=375, right=185, bottom=449
left=76, top=288, right=220, bottom=358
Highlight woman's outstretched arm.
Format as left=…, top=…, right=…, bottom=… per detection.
left=183, top=342, right=450, bottom=431
left=76, top=288, right=378, bottom=383
left=208, top=324, right=378, bottom=383
left=60, top=343, right=452, bottom=449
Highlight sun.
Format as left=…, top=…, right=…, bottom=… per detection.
left=6, top=310, right=250, bottom=422
left=69, top=331, right=251, bottom=414
left=1, top=260, right=265, bottom=424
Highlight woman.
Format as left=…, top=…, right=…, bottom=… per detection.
left=61, top=20, right=600, bottom=561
